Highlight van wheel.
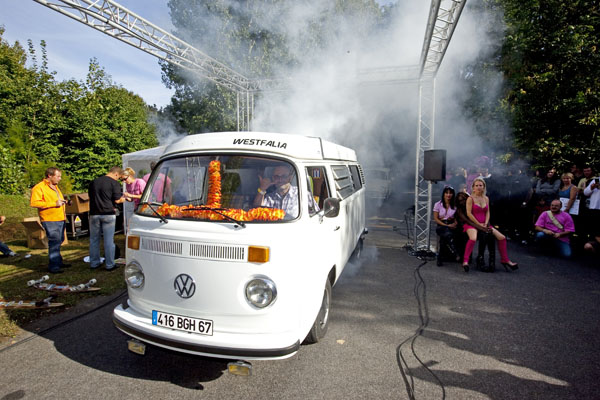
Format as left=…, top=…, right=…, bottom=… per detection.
left=304, top=279, right=332, bottom=344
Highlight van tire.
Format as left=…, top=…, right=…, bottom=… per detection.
left=304, top=279, right=332, bottom=344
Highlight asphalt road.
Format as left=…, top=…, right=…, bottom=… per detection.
left=1, top=218, right=599, bottom=400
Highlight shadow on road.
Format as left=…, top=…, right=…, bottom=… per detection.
left=2, top=219, right=598, bottom=398
left=37, top=300, right=228, bottom=390
left=330, top=236, right=600, bottom=399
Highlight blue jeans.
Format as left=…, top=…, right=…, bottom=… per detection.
left=535, top=232, right=572, bottom=258
left=0, top=241, right=12, bottom=255
left=41, top=221, right=65, bottom=272
left=89, top=214, right=116, bottom=269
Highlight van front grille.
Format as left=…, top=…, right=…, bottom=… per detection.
left=189, top=243, right=245, bottom=261
left=141, top=238, right=183, bottom=255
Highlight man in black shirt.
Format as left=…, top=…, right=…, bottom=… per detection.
left=89, top=166, right=126, bottom=270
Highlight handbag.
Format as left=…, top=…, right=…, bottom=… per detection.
left=559, top=197, right=579, bottom=215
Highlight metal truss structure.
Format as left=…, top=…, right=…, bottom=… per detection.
left=413, top=0, right=467, bottom=252
left=32, top=0, right=253, bottom=90
left=236, top=91, right=254, bottom=132
left=33, top=0, right=467, bottom=250
left=32, top=0, right=261, bottom=130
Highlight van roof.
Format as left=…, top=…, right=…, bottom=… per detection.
left=162, top=132, right=357, bottom=162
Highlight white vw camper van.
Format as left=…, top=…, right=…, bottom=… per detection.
left=113, top=132, right=366, bottom=360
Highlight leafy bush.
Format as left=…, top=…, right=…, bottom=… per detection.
left=0, top=146, right=25, bottom=195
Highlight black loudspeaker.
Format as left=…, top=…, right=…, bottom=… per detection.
left=423, top=149, right=446, bottom=182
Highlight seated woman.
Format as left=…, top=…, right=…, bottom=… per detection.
left=455, top=192, right=491, bottom=271
left=462, top=178, right=519, bottom=273
left=433, top=186, right=461, bottom=266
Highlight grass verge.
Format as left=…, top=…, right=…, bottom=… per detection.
left=0, top=234, right=126, bottom=338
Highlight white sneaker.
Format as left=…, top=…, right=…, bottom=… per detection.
left=8, top=252, right=17, bottom=257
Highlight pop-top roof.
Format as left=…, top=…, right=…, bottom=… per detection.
left=162, top=132, right=357, bottom=162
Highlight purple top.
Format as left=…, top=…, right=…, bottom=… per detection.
left=433, top=200, right=456, bottom=220
left=126, top=178, right=146, bottom=208
left=535, top=211, right=575, bottom=243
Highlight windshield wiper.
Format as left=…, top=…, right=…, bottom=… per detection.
left=184, top=206, right=246, bottom=228
left=140, top=202, right=168, bottom=224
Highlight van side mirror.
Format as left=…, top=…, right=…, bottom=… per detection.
left=322, top=197, right=340, bottom=218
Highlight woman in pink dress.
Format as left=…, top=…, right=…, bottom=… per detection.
left=463, top=178, right=518, bottom=272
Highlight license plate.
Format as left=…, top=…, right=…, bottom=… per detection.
left=152, top=310, right=213, bottom=336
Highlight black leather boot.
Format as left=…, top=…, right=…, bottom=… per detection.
left=487, top=234, right=496, bottom=272
left=447, top=237, right=461, bottom=262
left=476, top=235, right=486, bottom=271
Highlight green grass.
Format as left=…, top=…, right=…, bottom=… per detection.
left=0, top=194, right=126, bottom=338
left=0, top=234, right=127, bottom=337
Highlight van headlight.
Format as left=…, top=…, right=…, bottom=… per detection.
left=245, top=277, right=277, bottom=309
left=124, top=261, right=144, bottom=289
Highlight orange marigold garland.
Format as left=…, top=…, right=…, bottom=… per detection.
left=142, top=159, right=286, bottom=221
left=207, top=160, right=222, bottom=207
left=152, top=203, right=285, bottom=221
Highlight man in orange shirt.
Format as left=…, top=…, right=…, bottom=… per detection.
left=30, top=167, right=69, bottom=273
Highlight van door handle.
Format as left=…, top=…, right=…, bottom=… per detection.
left=334, top=226, right=340, bottom=231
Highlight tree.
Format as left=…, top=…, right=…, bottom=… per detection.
left=0, top=27, right=159, bottom=193
left=60, top=59, right=159, bottom=190
left=161, top=0, right=383, bottom=133
left=500, top=0, right=600, bottom=170
left=454, top=2, right=507, bottom=144
left=0, top=27, right=31, bottom=193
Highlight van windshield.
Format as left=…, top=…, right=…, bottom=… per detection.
left=138, top=155, right=299, bottom=222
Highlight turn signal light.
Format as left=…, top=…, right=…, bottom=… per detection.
left=127, top=235, right=140, bottom=250
left=248, top=246, right=269, bottom=263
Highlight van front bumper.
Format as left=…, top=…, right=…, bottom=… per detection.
left=113, top=300, right=300, bottom=360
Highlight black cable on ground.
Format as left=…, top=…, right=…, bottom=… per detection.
left=396, top=252, right=446, bottom=400
left=0, top=289, right=128, bottom=354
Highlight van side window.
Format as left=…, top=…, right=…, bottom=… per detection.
left=349, top=165, right=364, bottom=190
left=332, top=165, right=354, bottom=199
left=306, top=166, right=330, bottom=214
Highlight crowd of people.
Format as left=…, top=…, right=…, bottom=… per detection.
left=434, top=160, right=600, bottom=271
left=26, top=166, right=143, bottom=274
left=2, top=160, right=598, bottom=274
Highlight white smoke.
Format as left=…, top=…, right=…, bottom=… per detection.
left=246, top=0, right=505, bottom=174
left=158, top=0, right=508, bottom=204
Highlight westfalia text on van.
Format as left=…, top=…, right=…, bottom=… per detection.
left=113, top=132, right=367, bottom=360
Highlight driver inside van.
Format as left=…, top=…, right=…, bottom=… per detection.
left=254, top=164, right=318, bottom=219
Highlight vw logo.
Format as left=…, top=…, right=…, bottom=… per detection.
left=174, top=274, right=196, bottom=299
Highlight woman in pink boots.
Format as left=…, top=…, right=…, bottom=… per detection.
left=462, top=178, right=518, bottom=273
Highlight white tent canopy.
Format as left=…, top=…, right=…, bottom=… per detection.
left=121, top=145, right=167, bottom=177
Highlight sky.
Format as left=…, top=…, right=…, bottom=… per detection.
left=1, top=0, right=176, bottom=108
